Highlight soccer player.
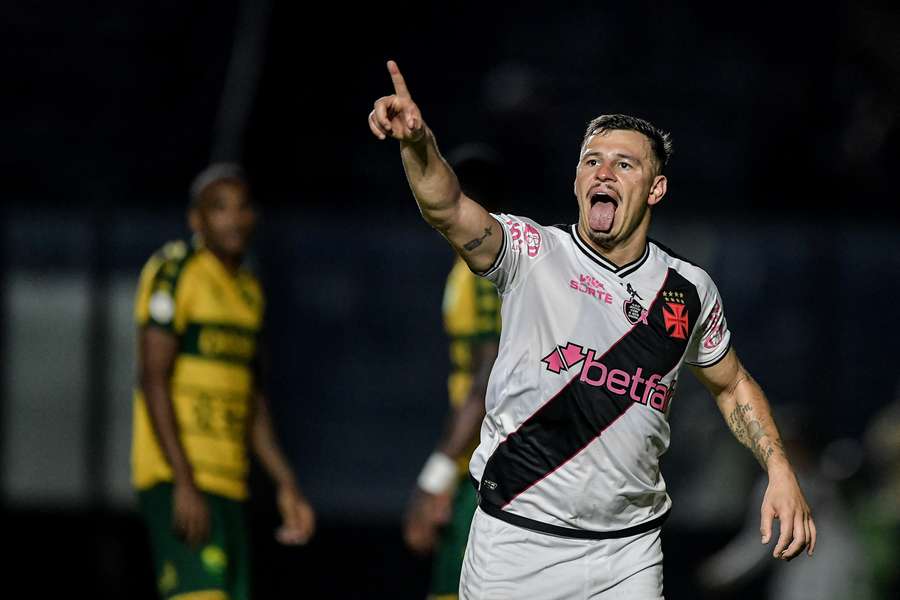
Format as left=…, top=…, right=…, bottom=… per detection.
left=403, top=148, right=502, bottom=600
left=131, top=164, right=315, bottom=600
left=369, top=61, right=816, bottom=598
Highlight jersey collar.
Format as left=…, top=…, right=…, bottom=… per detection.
left=570, top=224, right=650, bottom=278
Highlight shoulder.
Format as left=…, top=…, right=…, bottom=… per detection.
left=237, top=267, right=264, bottom=299
left=493, top=213, right=570, bottom=254
left=140, top=240, right=199, bottom=288
left=648, top=237, right=719, bottom=293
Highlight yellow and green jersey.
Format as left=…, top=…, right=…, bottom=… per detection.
left=131, top=240, right=264, bottom=501
left=442, top=258, right=501, bottom=474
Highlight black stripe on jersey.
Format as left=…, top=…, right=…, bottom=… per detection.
left=479, top=267, right=702, bottom=533
left=569, top=225, right=650, bottom=276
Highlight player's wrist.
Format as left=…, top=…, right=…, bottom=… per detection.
left=416, top=451, right=457, bottom=495
left=765, top=455, right=794, bottom=479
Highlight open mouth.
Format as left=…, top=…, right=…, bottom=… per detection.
left=590, top=192, right=618, bottom=208
left=588, top=193, right=617, bottom=233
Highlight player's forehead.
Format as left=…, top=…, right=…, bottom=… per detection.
left=199, top=178, right=250, bottom=204
left=580, top=129, right=653, bottom=160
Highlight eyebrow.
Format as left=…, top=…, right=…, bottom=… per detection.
left=581, top=151, right=643, bottom=165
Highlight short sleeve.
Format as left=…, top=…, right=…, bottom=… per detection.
left=134, top=244, right=193, bottom=335
left=479, top=213, right=547, bottom=294
left=684, top=277, right=732, bottom=367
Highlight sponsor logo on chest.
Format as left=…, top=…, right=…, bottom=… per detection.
left=568, top=273, right=614, bottom=305
left=541, top=341, right=674, bottom=414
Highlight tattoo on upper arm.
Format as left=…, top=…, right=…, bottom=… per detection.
left=462, top=226, right=492, bottom=251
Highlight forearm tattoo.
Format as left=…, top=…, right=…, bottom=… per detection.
left=728, top=402, right=754, bottom=447
left=725, top=374, right=787, bottom=469
left=462, top=226, right=492, bottom=251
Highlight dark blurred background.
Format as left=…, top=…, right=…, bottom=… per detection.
left=2, top=1, right=898, bottom=598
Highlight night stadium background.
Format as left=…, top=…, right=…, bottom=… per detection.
left=3, top=1, right=897, bottom=598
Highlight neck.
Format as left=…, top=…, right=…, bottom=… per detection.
left=597, top=237, right=645, bottom=266
left=577, top=213, right=650, bottom=267
left=207, top=247, right=242, bottom=275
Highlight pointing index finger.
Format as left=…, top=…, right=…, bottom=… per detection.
left=387, top=60, right=411, bottom=98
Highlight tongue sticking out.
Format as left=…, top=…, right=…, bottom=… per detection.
left=589, top=199, right=616, bottom=232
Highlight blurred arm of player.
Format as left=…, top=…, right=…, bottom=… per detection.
left=250, top=388, right=316, bottom=545
left=690, top=348, right=817, bottom=561
left=368, top=60, right=501, bottom=273
left=403, top=340, right=499, bottom=554
left=139, top=327, right=210, bottom=548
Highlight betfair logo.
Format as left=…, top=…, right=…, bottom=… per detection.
left=541, top=341, right=673, bottom=413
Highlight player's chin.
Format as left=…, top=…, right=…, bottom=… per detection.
left=217, top=237, right=251, bottom=257
left=586, top=227, right=616, bottom=248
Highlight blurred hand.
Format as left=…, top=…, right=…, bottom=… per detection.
left=403, top=487, right=453, bottom=555
left=760, top=467, right=817, bottom=560
left=368, top=60, right=426, bottom=143
left=173, top=481, right=210, bottom=548
left=275, top=484, right=315, bottom=545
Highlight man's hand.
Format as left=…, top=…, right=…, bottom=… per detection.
left=275, top=484, right=316, bottom=545
left=173, top=481, right=210, bottom=548
left=403, top=487, right=453, bottom=555
left=760, top=467, right=817, bottom=560
left=693, top=349, right=817, bottom=562
left=368, top=60, right=426, bottom=143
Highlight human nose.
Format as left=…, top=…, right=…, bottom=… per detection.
left=594, top=161, right=616, bottom=181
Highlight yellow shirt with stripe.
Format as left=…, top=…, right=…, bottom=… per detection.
left=443, top=257, right=501, bottom=474
left=131, top=240, right=264, bottom=501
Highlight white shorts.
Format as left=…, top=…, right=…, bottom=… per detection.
left=459, top=507, right=664, bottom=600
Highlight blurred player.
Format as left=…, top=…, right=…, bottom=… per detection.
left=131, top=163, right=315, bottom=600
left=404, top=146, right=503, bottom=600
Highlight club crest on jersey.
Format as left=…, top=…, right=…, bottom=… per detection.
left=661, top=291, right=689, bottom=339
left=623, top=283, right=649, bottom=325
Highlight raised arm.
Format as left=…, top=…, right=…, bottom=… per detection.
left=369, top=60, right=501, bottom=273
left=690, top=348, right=817, bottom=561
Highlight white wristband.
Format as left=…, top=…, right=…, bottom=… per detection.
left=416, top=452, right=457, bottom=495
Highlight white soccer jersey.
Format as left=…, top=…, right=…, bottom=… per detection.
left=469, top=213, right=732, bottom=537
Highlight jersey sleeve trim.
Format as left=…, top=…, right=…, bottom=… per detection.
left=684, top=338, right=732, bottom=368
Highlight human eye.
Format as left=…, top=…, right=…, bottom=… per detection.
left=618, top=161, right=632, bottom=170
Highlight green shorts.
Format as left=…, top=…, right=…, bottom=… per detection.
left=429, top=477, right=478, bottom=599
left=137, top=483, right=250, bottom=600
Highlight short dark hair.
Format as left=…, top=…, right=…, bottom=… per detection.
left=582, top=114, right=673, bottom=172
left=189, top=162, right=248, bottom=207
